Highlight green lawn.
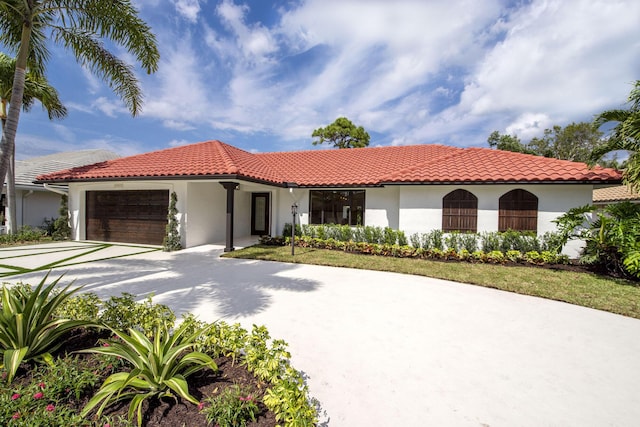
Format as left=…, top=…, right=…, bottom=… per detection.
left=223, top=245, right=640, bottom=319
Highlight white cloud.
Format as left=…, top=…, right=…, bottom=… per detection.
left=168, top=139, right=192, bottom=147
left=458, top=0, right=640, bottom=118
left=505, top=113, right=553, bottom=141
left=216, top=0, right=278, bottom=62
left=172, top=0, right=204, bottom=22
left=91, top=97, right=126, bottom=118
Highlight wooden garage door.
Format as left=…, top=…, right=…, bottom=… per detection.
left=86, top=190, right=169, bottom=245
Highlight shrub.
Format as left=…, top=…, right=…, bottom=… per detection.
left=201, top=384, right=260, bottom=427
left=481, top=232, right=501, bottom=252
left=0, top=275, right=91, bottom=383
left=99, top=293, right=176, bottom=337
left=163, top=191, right=182, bottom=252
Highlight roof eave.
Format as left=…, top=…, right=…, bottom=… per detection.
left=35, top=174, right=288, bottom=187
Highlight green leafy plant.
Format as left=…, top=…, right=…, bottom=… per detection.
left=56, top=293, right=101, bottom=321
left=163, top=191, right=182, bottom=252
left=99, top=293, right=175, bottom=337
left=79, top=321, right=218, bottom=426
left=0, top=275, right=89, bottom=383
left=200, top=384, right=260, bottom=427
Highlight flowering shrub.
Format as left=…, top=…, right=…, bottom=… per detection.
left=200, top=384, right=260, bottom=427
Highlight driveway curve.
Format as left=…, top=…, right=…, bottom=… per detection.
left=3, top=243, right=640, bottom=426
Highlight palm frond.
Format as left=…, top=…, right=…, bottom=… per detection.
left=53, top=27, right=143, bottom=115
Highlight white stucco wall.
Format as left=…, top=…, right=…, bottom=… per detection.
left=67, top=180, right=593, bottom=256
left=396, top=184, right=592, bottom=257
left=17, top=190, right=61, bottom=228
left=365, top=187, right=399, bottom=229
left=185, top=182, right=226, bottom=247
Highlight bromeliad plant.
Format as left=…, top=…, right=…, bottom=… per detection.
left=0, top=275, right=89, bottom=383
left=79, top=321, right=218, bottom=426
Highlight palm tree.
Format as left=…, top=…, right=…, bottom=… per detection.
left=591, top=80, right=640, bottom=193
left=0, top=52, right=67, bottom=233
left=0, top=0, right=160, bottom=226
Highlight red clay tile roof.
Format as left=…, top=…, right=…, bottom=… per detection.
left=35, top=140, right=622, bottom=186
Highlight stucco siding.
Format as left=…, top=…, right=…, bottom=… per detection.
left=186, top=182, right=225, bottom=247
left=18, top=190, right=61, bottom=228
left=365, top=187, right=399, bottom=229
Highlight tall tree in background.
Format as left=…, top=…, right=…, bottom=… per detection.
left=488, top=122, right=608, bottom=165
left=590, top=80, right=640, bottom=192
left=528, top=122, right=603, bottom=163
left=0, top=52, right=66, bottom=233
left=312, top=117, right=370, bottom=149
left=0, top=0, right=159, bottom=231
left=487, top=131, right=533, bottom=154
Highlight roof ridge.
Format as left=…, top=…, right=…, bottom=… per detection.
left=212, top=140, right=244, bottom=174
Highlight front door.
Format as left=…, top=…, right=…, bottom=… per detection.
left=251, top=193, right=270, bottom=235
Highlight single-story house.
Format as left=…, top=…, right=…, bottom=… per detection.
left=5, top=149, right=120, bottom=230
left=593, top=185, right=640, bottom=207
left=36, top=140, right=621, bottom=257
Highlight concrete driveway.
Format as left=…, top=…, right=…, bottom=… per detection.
left=2, top=242, right=640, bottom=426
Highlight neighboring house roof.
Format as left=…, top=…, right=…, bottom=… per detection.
left=593, top=185, right=640, bottom=203
left=35, top=140, right=622, bottom=187
left=15, top=149, right=120, bottom=189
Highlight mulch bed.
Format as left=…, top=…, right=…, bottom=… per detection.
left=15, top=328, right=277, bottom=427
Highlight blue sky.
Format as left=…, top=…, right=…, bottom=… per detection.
left=9, top=0, right=640, bottom=159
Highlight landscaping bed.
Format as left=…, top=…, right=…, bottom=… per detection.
left=0, top=280, right=318, bottom=426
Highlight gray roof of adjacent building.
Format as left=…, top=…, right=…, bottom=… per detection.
left=14, top=149, right=121, bottom=188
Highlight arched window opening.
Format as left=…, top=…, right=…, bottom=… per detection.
left=498, top=189, right=538, bottom=232
left=442, top=189, right=478, bottom=232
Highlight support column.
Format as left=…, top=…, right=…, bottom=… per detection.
left=220, top=182, right=239, bottom=252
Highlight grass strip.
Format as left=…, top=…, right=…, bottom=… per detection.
left=223, top=245, right=640, bottom=319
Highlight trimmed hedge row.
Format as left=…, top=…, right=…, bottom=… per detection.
left=260, top=235, right=570, bottom=266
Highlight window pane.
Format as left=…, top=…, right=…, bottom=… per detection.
left=309, top=190, right=365, bottom=225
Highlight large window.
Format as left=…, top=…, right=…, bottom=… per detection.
left=442, top=189, right=478, bottom=232
left=499, top=189, right=538, bottom=232
left=310, top=190, right=365, bottom=225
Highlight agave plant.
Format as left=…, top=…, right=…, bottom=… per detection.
left=0, top=274, right=89, bottom=383
left=79, top=321, right=218, bottom=426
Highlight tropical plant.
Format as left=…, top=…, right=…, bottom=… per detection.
left=79, top=321, right=218, bottom=426
left=51, top=194, right=71, bottom=240
left=0, top=275, right=88, bottom=383
left=0, top=51, right=66, bottom=234
left=591, top=80, right=640, bottom=192
left=554, top=202, right=640, bottom=279
left=0, top=0, right=160, bottom=220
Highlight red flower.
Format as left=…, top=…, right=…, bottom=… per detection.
left=12, top=412, right=20, bottom=420
left=33, top=392, right=44, bottom=400
left=197, top=402, right=205, bottom=410
left=46, top=404, right=55, bottom=412
left=38, top=382, right=46, bottom=389
left=11, top=393, right=20, bottom=400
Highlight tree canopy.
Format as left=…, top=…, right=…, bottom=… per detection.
left=0, top=51, right=67, bottom=233
left=590, top=80, right=640, bottom=192
left=312, top=117, right=370, bottom=149
left=0, top=0, right=160, bottom=233
left=487, top=122, right=611, bottom=165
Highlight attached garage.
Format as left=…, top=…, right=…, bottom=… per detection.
left=86, top=190, right=169, bottom=245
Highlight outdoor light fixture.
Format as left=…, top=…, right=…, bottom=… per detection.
left=291, top=203, right=298, bottom=255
